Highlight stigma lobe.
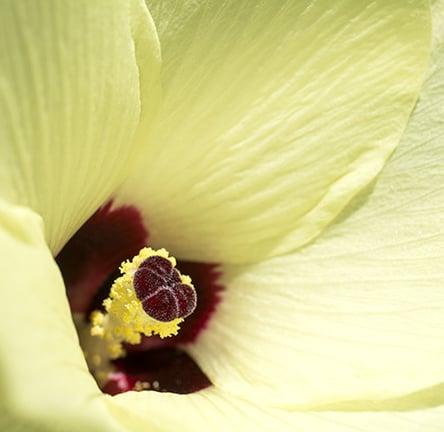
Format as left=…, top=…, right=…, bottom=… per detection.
left=134, top=256, right=197, bottom=322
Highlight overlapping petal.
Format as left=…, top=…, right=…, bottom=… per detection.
left=119, top=0, right=430, bottom=264
left=0, top=0, right=161, bottom=253
left=113, top=387, right=444, bottom=432
left=187, top=0, right=444, bottom=407
left=0, top=200, right=121, bottom=431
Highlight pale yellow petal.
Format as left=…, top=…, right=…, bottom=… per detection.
left=119, top=0, right=430, bottom=263
left=185, top=0, right=444, bottom=407
left=0, top=0, right=161, bottom=253
left=0, top=200, right=120, bottom=431
left=112, top=387, right=444, bottom=432
left=1, top=200, right=441, bottom=429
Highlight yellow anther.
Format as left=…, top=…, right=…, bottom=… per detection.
left=82, top=247, right=195, bottom=385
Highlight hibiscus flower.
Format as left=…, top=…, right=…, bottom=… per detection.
left=1, top=1, right=443, bottom=431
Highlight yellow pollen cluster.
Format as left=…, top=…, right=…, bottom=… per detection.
left=84, top=247, right=190, bottom=383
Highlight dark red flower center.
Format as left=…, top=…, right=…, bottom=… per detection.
left=56, top=201, right=223, bottom=395
left=103, top=348, right=211, bottom=395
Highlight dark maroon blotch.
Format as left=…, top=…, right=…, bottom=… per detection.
left=57, top=200, right=223, bottom=396
left=104, top=348, right=211, bottom=395
left=56, top=201, right=147, bottom=313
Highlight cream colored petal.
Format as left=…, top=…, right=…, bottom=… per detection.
left=1, top=203, right=441, bottom=431
left=0, top=0, right=161, bottom=253
left=119, top=0, right=430, bottom=264
left=0, top=200, right=121, bottom=431
left=186, top=0, right=444, bottom=407
left=112, top=387, right=444, bottom=432
left=0, top=209, right=441, bottom=432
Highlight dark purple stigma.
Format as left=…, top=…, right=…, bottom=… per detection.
left=134, top=256, right=197, bottom=322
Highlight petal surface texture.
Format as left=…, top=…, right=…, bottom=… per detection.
left=113, top=387, right=444, bottom=432
left=186, top=1, right=444, bottom=407
left=0, top=201, right=121, bottom=431
left=1, top=202, right=442, bottom=432
left=119, top=0, right=430, bottom=263
left=0, top=0, right=160, bottom=253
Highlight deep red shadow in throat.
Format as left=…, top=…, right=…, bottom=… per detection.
left=56, top=201, right=223, bottom=394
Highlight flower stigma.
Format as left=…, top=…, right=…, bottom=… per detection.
left=82, top=247, right=197, bottom=385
